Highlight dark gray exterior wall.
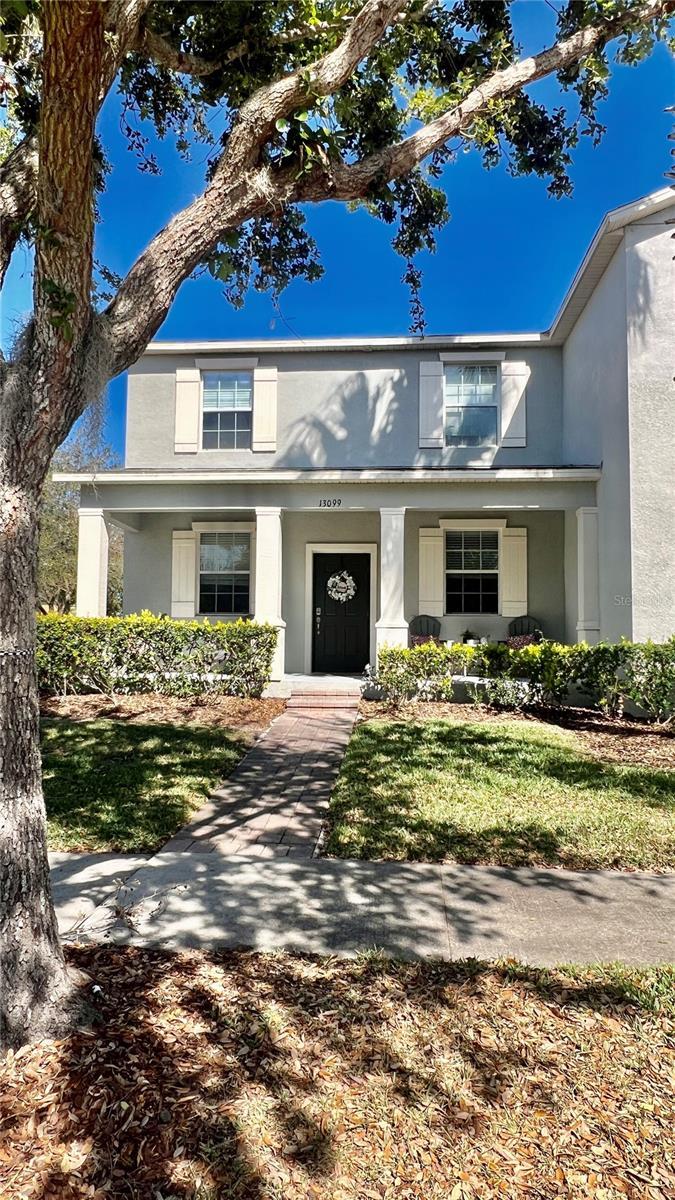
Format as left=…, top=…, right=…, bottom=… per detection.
left=125, top=346, right=564, bottom=472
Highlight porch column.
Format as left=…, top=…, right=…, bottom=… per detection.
left=576, top=506, right=601, bottom=643
left=254, top=506, right=286, bottom=680
left=76, top=509, right=109, bottom=616
left=376, top=506, right=408, bottom=656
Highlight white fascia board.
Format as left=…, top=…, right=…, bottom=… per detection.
left=143, top=332, right=546, bottom=356
left=54, top=466, right=602, bottom=485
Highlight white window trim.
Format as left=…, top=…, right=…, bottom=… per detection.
left=438, top=352, right=506, bottom=363
left=303, top=542, right=378, bottom=674
left=195, top=357, right=259, bottom=369
left=440, top=357, right=504, bottom=449
left=192, top=522, right=256, bottom=619
left=200, top=366, right=255, bottom=453
left=441, top=519, right=506, bottom=617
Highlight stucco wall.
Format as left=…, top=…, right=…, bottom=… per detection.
left=562, top=206, right=675, bottom=643
left=125, top=346, right=564, bottom=472
left=625, top=207, right=675, bottom=641
left=562, top=241, right=632, bottom=641
left=122, top=508, right=566, bottom=671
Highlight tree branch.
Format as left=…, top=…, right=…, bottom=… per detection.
left=0, top=0, right=151, bottom=289
left=0, top=137, right=38, bottom=288
left=136, top=26, right=224, bottom=77
left=297, top=0, right=670, bottom=199
left=222, top=0, right=409, bottom=171
left=102, top=0, right=410, bottom=369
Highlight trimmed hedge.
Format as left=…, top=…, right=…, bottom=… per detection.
left=36, top=612, right=278, bottom=699
left=371, top=637, right=675, bottom=722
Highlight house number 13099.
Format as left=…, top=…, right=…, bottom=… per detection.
left=318, top=498, right=342, bottom=507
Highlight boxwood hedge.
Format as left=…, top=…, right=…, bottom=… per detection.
left=36, top=612, right=278, bottom=699
left=372, top=637, right=675, bottom=722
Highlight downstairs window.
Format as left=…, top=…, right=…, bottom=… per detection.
left=199, top=532, right=251, bottom=614
left=445, top=530, right=499, bottom=614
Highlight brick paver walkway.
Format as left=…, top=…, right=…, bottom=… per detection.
left=163, top=694, right=359, bottom=859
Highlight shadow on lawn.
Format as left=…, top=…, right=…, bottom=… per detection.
left=41, top=717, right=248, bottom=852
left=327, top=720, right=675, bottom=866
left=20, top=946, right=670, bottom=1200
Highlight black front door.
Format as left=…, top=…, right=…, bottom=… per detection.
left=312, top=553, right=370, bottom=673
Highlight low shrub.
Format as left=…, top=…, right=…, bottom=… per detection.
left=623, top=638, right=675, bottom=724
left=36, top=612, right=278, bottom=699
left=373, top=641, right=481, bottom=704
left=372, top=636, right=675, bottom=721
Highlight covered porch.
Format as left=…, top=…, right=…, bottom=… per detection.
left=66, top=468, right=602, bottom=679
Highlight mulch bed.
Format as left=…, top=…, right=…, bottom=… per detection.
left=358, top=701, right=675, bottom=771
left=1, top=947, right=673, bottom=1200
left=40, top=693, right=285, bottom=737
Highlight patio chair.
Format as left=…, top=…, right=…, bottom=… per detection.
left=507, top=616, right=544, bottom=641
left=409, top=614, right=442, bottom=645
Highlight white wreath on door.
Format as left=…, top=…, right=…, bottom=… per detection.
left=326, top=570, right=357, bottom=603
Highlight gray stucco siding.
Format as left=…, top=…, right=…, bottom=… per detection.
left=625, top=210, right=675, bottom=641
left=562, top=241, right=632, bottom=641
left=125, top=346, right=564, bottom=472
left=121, top=507, right=567, bottom=671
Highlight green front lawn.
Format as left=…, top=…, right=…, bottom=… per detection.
left=326, top=717, right=675, bottom=870
left=42, top=717, right=248, bottom=852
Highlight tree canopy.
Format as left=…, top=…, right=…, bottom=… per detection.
left=1, top=0, right=671, bottom=340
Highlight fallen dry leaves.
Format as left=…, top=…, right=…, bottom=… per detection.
left=40, top=693, right=285, bottom=736
left=1, top=949, right=673, bottom=1200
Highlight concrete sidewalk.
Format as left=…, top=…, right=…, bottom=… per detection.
left=52, top=849, right=675, bottom=965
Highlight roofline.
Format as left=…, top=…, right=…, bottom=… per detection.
left=138, top=187, right=673, bottom=357
left=56, top=466, right=602, bottom=485
left=548, top=186, right=675, bottom=341
left=140, top=332, right=545, bottom=355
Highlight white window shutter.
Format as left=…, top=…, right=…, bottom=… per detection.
left=174, top=368, right=201, bottom=453
left=419, top=361, right=444, bottom=448
left=252, top=366, right=278, bottom=452
left=171, top=531, right=196, bottom=618
left=418, top=529, right=444, bottom=617
left=500, top=361, right=529, bottom=447
left=501, top=528, right=528, bottom=617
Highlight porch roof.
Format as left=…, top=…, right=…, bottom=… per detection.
left=55, top=465, right=601, bottom=486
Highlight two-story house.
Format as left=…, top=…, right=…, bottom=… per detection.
left=60, top=188, right=675, bottom=679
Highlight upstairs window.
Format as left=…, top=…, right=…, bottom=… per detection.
left=199, top=532, right=251, bottom=614
left=444, top=364, right=498, bottom=447
left=445, top=530, right=499, bottom=614
left=202, top=371, right=252, bottom=450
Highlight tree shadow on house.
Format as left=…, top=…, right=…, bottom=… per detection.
left=277, top=366, right=408, bottom=469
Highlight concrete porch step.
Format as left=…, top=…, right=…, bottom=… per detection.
left=286, top=695, right=361, bottom=709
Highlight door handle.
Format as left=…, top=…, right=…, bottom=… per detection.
left=315, top=606, right=321, bottom=634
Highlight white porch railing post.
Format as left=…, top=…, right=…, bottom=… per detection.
left=75, top=509, right=109, bottom=617
left=254, top=506, right=286, bottom=680
left=576, top=506, right=601, bottom=643
left=376, top=506, right=408, bottom=658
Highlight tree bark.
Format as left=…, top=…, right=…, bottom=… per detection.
left=0, top=0, right=106, bottom=1050
left=0, top=482, right=77, bottom=1048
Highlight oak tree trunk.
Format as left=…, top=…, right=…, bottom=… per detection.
left=1, top=1, right=106, bottom=1049
left=0, top=481, right=75, bottom=1048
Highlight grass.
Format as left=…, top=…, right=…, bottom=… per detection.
left=326, top=717, right=675, bottom=870
left=42, top=717, right=248, bottom=852
left=1, top=948, right=673, bottom=1199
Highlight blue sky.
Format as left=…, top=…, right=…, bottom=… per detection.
left=2, top=2, right=673, bottom=459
